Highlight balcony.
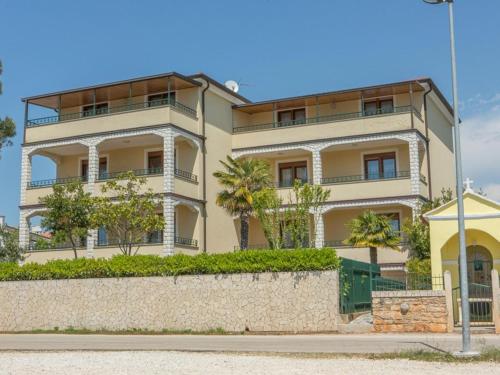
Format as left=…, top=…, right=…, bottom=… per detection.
left=232, top=105, right=424, bottom=149
left=25, top=99, right=198, bottom=143
left=273, top=171, right=411, bottom=202
left=26, top=98, right=197, bottom=128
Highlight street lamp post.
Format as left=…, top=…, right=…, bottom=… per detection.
left=422, top=0, right=477, bottom=356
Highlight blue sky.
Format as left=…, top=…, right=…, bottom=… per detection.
left=0, top=0, right=499, bottom=225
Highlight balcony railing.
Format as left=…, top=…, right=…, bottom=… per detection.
left=26, top=98, right=197, bottom=128
left=233, top=105, right=420, bottom=133
left=175, top=236, right=198, bottom=247
left=27, top=176, right=87, bottom=189
left=28, top=240, right=86, bottom=252
left=97, top=167, right=163, bottom=181
left=321, top=171, right=410, bottom=185
left=95, top=236, right=198, bottom=248
left=174, top=168, right=198, bottom=183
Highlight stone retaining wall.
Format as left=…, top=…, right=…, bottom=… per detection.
left=0, top=270, right=339, bottom=333
left=372, top=290, right=450, bottom=333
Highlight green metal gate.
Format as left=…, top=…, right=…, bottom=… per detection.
left=339, top=258, right=380, bottom=314
left=452, top=283, right=493, bottom=326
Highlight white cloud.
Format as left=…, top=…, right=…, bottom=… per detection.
left=461, top=110, right=500, bottom=197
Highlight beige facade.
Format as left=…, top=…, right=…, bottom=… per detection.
left=19, top=73, right=455, bottom=266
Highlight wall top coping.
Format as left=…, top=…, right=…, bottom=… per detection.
left=372, top=290, right=446, bottom=298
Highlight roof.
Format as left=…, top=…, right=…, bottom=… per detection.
left=424, top=190, right=500, bottom=221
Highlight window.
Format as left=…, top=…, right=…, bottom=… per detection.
left=80, top=157, right=107, bottom=179
left=363, top=98, right=394, bottom=116
left=364, top=152, right=396, bottom=180
left=147, top=151, right=163, bottom=173
left=280, top=221, right=309, bottom=248
left=148, top=214, right=164, bottom=244
left=278, top=161, right=308, bottom=187
left=82, top=103, right=109, bottom=117
left=380, top=213, right=401, bottom=233
left=277, top=108, right=306, bottom=126
left=148, top=92, right=176, bottom=107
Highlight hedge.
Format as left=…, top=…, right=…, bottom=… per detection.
left=0, top=248, right=340, bottom=281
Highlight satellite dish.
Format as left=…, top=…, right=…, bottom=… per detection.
left=224, top=80, right=240, bottom=93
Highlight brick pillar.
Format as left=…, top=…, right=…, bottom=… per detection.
left=86, top=142, right=99, bottom=258
left=163, top=129, right=175, bottom=193
left=311, top=149, right=322, bottom=185
left=313, top=210, right=324, bottom=249
left=18, top=209, right=30, bottom=250
left=19, top=147, right=32, bottom=206
left=492, top=269, right=500, bottom=334
left=163, top=196, right=175, bottom=256
left=408, top=135, right=420, bottom=195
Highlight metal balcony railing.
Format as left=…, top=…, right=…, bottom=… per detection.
left=175, top=236, right=198, bottom=247
left=97, top=167, right=164, bottom=181
left=27, top=176, right=87, bottom=189
left=26, top=98, right=197, bottom=127
left=320, top=171, right=410, bottom=185
left=174, top=168, right=198, bottom=183
left=233, top=105, right=421, bottom=133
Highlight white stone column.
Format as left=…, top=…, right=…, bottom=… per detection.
left=311, top=149, right=323, bottom=185
left=19, top=147, right=32, bottom=205
left=163, top=196, right=175, bottom=256
left=408, top=135, right=420, bottom=196
left=163, top=129, right=175, bottom=193
left=314, top=210, right=325, bottom=249
left=86, top=142, right=99, bottom=257
left=18, top=209, right=30, bottom=250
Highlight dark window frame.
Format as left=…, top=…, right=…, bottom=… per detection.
left=147, top=91, right=176, bottom=107
left=363, top=97, right=394, bottom=116
left=82, top=102, right=109, bottom=117
left=363, top=152, right=397, bottom=180
left=278, top=160, right=308, bottom=187
left=277, top=108, right=306, bottom=125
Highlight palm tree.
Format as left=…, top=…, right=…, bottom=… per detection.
left=344, top=211, right=401, bottom=264
left=213, top=156, right=271, bottom=250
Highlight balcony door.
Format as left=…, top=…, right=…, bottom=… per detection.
left=279, top=161, right=308, bottom=187
left=364, top=152, right=396, bottom=180
left=147, top=92, right=176, bottom=107
left=147, top=151, right=164, bottom=174
left=363, top=98, right=394, bottom=116
left=80, top=157, right=107, bottom=180
left=277, top=108, right=306, bottom=127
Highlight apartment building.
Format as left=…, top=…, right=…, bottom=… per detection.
left=19, top=72, right=455, bottom=268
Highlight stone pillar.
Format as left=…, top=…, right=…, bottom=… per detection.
left=492, top=269, right=500, bottom=334
left=86, top=142, right=99, bottom=257
left=443, top=271, right=454, bottom=333
left=19, top=147, right=32, bottom=205
left=163, top=129, right=175, bottom=193
left=18, top=209, right=30, bottom=250
left=311, top=149, right=323, bottom=185
left=163, top=196, right=175, bottom=256
left=408, top=135, right=420, bottom=195
left=314, top=211, right=325, bottom=249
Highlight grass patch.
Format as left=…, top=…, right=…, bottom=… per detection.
left=247, top=347, right=500, bottom=363
left=0, top=248, right=340, bottom=281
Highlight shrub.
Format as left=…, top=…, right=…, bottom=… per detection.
left=406, top=258, right=431, bottom=275
left=0, top=248, right=340, bottom=281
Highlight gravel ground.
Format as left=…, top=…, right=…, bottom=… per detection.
left=0, top=351, right=498, bottom=375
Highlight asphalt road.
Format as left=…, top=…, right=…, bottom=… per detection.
left=0, top=333, right=498, bottom=353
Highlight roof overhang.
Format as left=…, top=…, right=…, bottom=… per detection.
left=22, top=72, right=202, bottom=110
left=233, top=79, right=427, bottom=114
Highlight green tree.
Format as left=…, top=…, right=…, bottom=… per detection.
left=253, top=188, right=284, bottom=249
left=403, top=188, right=453, bottom=260
left=284, top=181, right=330, bottom=248
left=91, top=172, right=164, bottom=256
left=344, top=210, right=400, bottom=264
left=0, top=227, right=24, bottom=263
left=0, top=60, right=16, bottom=157
left=213, top=156, right=271, bottom=250
left=40, top=181, right=95, bottom=259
